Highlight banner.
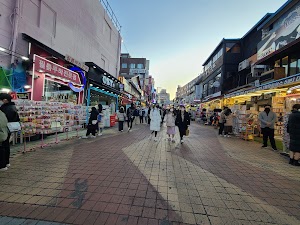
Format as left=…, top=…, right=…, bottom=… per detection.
left=257, top=2, right=300, bottom=60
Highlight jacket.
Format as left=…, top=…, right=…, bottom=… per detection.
left=258, top=111, right=277, bottom=129
left=224, top=113, right=234, bottom=126
left=175, top=111, right=190, bottom=131
left=127, top=107, right=135, bottom=118
left=150, top=109, right=161, bottom=131
left=287, top=111, right=300, bottom=152
left=117, top=112, right=126, bottom=122
left=166, top=113, right=176, bottom=127
left=0, top=102, right=20, bottom=122
left=0, top=111, right=8, bottom=143
left=219, top=110, right=226, bottom=123
left=88, top=110, right=99, bottom=125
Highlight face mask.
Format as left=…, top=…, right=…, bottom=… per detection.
left=265, top=108, right=270, bottom=113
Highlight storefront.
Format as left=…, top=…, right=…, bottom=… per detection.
left=86, top=63, right=121, bottom=125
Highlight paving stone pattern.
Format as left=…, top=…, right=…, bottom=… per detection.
left=0, top=123, right=299, bottom=225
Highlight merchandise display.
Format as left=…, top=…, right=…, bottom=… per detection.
left=16, top=100, right=87, bottom=137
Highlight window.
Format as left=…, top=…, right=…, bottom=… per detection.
left=282, top=56, right=288, bottom=77
left=203, top=84, right=208, bottom=97
left=137, top=64, right=144, bottom=69
left=121, top=63, right=127, bottom=69
left=290, top=58, right=297, bottom=76
left=130, top=64, right=136, bottom=69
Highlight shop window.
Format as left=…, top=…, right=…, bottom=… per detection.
left=290, top=58, right=298, bottom=76
left=282, top=56, right=288, bottom=77
left=121, top=63, right=127, bottom=69
left=130, top=64, right=136, bottom=69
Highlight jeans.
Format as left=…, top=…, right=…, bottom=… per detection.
left=118, top=121, right=124, bottom=131
left=2, top=133, right=11, bottom=165
left=261, top=127, right=277, bottom=149
left=219, top=123, right=224, bottom=135
left=127, top=117, right=134, bottom=129
left=0, top=144, right=6, bottom=168
left=139, top=116, right=144, bottom=124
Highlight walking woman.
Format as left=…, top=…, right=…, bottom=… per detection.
left=97, top=104, right=105, bottom=136
left=117, top=107, right=126, bottom=132
left=83, top=107, right=98, bottom=138
left=0, top=93, right=20, bottom=169
left=175, top=105, right=190, bottom=144
left=166, top=107, right=176, bottom=142
left=287, top=104, right=300, bottom=166
left=150, top=104, right=161, bottom=142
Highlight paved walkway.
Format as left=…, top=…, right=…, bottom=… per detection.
left=0, top=123, right=299, bottom=225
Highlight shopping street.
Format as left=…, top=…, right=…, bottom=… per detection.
left=0, top=123, right=299, bottom=225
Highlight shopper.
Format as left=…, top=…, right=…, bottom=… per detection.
left=134, top=106, right=140, bottom=124
left=144, top=107, right=148, bottom=124
left=0, top=110, right=8, bottom=171
left=219, top=107, right=228, bottom=135
left=83, top=107, right=98, bottom=138
left=223, top=109, right=234, bottom=137
left=166, top=107, right=176, bottom=142
left=175, top=105, right=190, bottom=144
left=97, top=104, right=104, bottom=136
left=127, top=103, right=135, bottom=131
left=139, top=107, right=145, bottom=124
left=150, top=104, right=161, bottom=141
left=258, top=105, right=277, bottom=150
left=117, top=107, right=126, bottom=132
left=0, top=93, right=20, bottom=169
left=287, top=104, right=300, bottom=166
left=147, top=106, right=151, bottom=125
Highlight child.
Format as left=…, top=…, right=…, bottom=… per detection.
left=224, top=109, right=234, bottom=137
left=166, top=108, right=176, bottom=142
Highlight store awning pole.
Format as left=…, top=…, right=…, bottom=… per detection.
left=86, top=86, right=91, bottom=123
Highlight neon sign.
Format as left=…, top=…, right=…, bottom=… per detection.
left=69, top=66, right=86, bottom=92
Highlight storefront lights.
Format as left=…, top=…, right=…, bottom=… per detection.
left=0, top=47, right=5, bottom=52
left=93, top=66, right=96, bottom=69
left=1, top=88, right=11, bottom=93
left=21, top=56, right=29, bottom=61
left=90, top=84, right=93, bottom=86
left=24, top=85, right=31, bottom=89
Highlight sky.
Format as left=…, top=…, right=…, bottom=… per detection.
left=108, top=0, right=287, bottom=99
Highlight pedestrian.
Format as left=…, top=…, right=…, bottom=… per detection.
left=147, top=106, right=151, bottom=125
left=166, top=107, right=176, bottom=142
left=144, top=107, right=148, bottom=124
left=127, top=103, right=135, bottom=131
left=83, top=107, right=98, bottom=138
left=150, top=104, right=161, bottom=142
left=134, top=106, right=140, bottom=124
left=287, top=104, right=300, bottom=166
left=0, top=110, right=8, bottom=171
left=0, top=93, right=20, bottom=169
left=219, top=107, right=228, bottom=135
left=139, top=107, right=145, bottom=124
left=117, top=107, right=126, bottom=132
left=97, top=104, right=104, bottom=136
left=175, top=105, right=190, bottom=144
left=223, top=109, right=234, bottom=137
left=258, top=105, right=277, bottom=151
left=161, top=107, right=166, bottom=126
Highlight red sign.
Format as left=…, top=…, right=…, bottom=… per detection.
left=10, top=92, right=18, bottom=100
left=34, top=55, right=81, bottom=85
left=110, top=115, right=116, bottom=127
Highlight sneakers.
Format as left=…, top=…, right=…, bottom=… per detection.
left=82, top=136, right=88, bottom=139
left=128, top=128, right=131, bottom=132
left=98, top=133, right=103, bottom=136
left=180, top=139, right=184, bottom=144
left=6, top=164, right=10, bottom=168
left=261, top=145, right=267, bottom=148
left=91, top=136, right=96, bottom=138
left=172, top=139, right=175, bottom=143
left=0, top=167, right=8, bottom=171
left=272, top=148, right=278, bottom=151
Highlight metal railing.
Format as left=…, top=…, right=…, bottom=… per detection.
left=99, top=0, right=122, bottom=32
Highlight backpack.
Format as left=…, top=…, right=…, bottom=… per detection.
left=97, top=114, right=102, bottom=122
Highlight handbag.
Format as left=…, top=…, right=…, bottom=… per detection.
left=92, top=120, right=98, bottom=125
left=7, top=122, right=21, bottom=133
left=185, top=128, right=190, bottom=136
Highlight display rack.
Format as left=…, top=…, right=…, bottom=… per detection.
left=272, top=96, right=285, bottom=136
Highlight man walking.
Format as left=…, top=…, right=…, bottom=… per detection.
left=258, top=105, right=277, bottom=151
left=127, top=103, right=135, bottom=131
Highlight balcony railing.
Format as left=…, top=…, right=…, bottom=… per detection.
left=99, top=0, right=122, bottom=31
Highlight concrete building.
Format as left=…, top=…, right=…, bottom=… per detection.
left=157, top=88, right=170, bottom=105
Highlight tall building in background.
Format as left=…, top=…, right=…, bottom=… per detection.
left=157, top=88, right=170, bottom=105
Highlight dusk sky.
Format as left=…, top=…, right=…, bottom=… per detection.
left=108, top=0, right=287, bottom=99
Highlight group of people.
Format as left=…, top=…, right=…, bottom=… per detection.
left=0, top=93, right=20, bottom=171
left=83, top=104, right=105, bottom=138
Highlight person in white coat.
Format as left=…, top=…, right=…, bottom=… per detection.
left=150, top=105, right=161, bottom=141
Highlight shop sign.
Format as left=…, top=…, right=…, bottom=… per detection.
left=224, top=73, right=300, bottom=98
left=17, top=93, right=29, bottom=99
left=34, top=55, right=81, bottom=85
left=65, top=55, right=89, bottom=72
left=257, top=2, right=300, bottom=60
left=130, top=69, right=146, bottom=74
left=102, top=76, right=116, bottom=88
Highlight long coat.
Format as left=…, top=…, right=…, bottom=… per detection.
left=287, top=111, right=300, bottom=152
left=175, top=111, right=190, bottom=135
left=150, top=109, right=161, bottom=132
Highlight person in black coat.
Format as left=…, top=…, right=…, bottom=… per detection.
left=175, top=105, right=190, bottom=144
left=83, top=107, right=98, bottom=138
left=0, top=93, right=20, bottom=168
left=287, top=104, right=300, bottom=166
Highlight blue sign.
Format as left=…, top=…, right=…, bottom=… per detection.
left=69, top=66, right=86, bottom=92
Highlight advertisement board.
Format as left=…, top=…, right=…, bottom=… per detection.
left=257, top=2, right=300, bottom=60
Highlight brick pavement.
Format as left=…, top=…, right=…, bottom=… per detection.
left=0, top=122, right=299, bottom=225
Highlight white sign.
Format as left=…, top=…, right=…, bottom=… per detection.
left=102, top=76, right=115, bottom=88
left=65, top=55, right=89, bottom=72
left=130, top=69, right=146, bottom=74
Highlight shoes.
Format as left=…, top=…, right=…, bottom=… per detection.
left=6, top=164, right=10, bottom=168
left=272, top=148, right=278, bottom=151
left=180, top=139, right=184, bottom=144
left=91, top=136, right=96, bottom=138
left=294, top=160, right=300, bottom=166
left=154, top=138, right=158, bottom=142
left=121, top=130, right=123, bottom=132
left=172, top=139, right=175, bottom=143
left=261, top=145, right=267, bottom=148
left=98, top=133, right=103, bottom=136
left=82, top=136, right=88, bottom=139
left=128, top=128, right=130, bottom=132
left=0, top=167, right=8, bottom=171
left=289, top=158, right=294, bottom=165
left=168, top=138, right=171, bottom=141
